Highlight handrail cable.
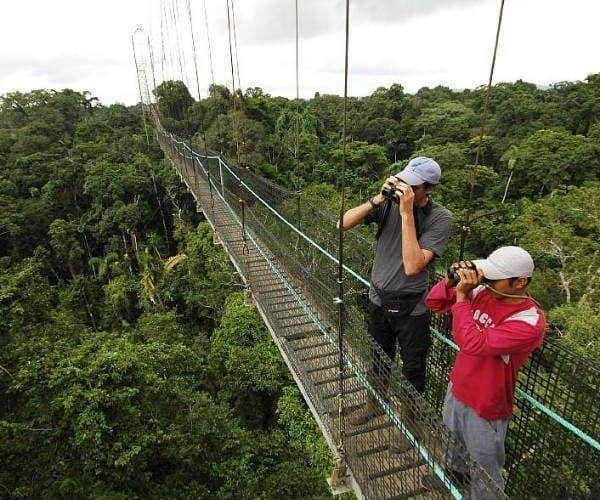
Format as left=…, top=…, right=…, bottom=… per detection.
left=167, top=131, right=464, bottom=498
left=181, top=137, right=600, bottom=452
left=459, top=0, right=505, bottom=259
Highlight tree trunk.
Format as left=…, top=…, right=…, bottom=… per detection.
left=558, top=270, right=571, bottom=304
left=151, top=171, right=171, bottom=253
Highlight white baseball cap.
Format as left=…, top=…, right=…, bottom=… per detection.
left=472, top=246, right=535, bottom=280
left=396, top=156, right=442, bottom=186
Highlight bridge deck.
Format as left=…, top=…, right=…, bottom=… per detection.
left=165, top=148, right=456, bottom=500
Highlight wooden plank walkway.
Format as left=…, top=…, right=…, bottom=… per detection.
left=163, top=141, right=455, bottom=500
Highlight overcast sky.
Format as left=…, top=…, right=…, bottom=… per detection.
left=1, top=0, right=599, bottom=105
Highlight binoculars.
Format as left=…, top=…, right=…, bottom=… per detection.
left=446, top=262, right=478, bottom=286
left=381, top=177, right=403, bottom=203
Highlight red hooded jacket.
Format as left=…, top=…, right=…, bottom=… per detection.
left=426, top=280, right=546, bottom=420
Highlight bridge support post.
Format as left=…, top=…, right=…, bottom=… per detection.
left=327, top=459, right=352, bottom=496
left=243, top=286, right=254, bottom=307
left=218, top=157, right=225, bottom=194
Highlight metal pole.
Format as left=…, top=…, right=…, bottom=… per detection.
left=207, top=158, right=214, bottom=211
left=459, top=0, right=505, bottom=260
left=335, top=0, right=350, bottom=482
left=219, top=158, right=226, bottom=195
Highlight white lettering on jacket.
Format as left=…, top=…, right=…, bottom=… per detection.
left=473, top=309, right=495, bottom=329
left=472, top=308, right=510, bottom=363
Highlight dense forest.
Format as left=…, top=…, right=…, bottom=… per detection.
left=1, top=73, right=599, bottom=496
left=158, top=75, right=599, bottom=357
left=0, top=90, right=331, bottom=497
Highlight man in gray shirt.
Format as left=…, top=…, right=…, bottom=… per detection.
left=339, top=157, right=452, bottom=426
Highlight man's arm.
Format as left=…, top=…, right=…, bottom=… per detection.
left=451, top=301, right=545, bottom=357
left=338, top=175, right=400, bottom=230
left=425, top=279, right=457, bottom=313
left=399, top=206, right=435, bottom=276
left=395, top=183, right=452, bottom=276
left=337, top=193, right=383, bottom=231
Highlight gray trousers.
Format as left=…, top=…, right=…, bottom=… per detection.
left=443, top=384, right=509, bottom=499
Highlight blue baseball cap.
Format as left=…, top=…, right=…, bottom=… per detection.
left=396, top=156, right=441, bottom=186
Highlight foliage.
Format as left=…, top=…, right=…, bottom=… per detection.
left=2, top=70, right=600, bottom=495
left=0, top=89, right=332, bottom=497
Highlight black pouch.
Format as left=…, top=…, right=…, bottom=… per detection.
left=372, top=284, right=422, bottom=316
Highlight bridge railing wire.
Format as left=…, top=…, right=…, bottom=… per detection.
left=156, top=120, right=598, bottom=499
left=158, top=127, right=508, bottom=499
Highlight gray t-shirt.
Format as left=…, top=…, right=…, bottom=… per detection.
left=364, top=200, right=452, bottom=315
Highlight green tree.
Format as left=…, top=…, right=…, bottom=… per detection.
left=513, top=185, right=600, bottom=308
left=506, top=129, right=600, bottom=198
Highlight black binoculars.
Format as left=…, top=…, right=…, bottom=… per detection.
left=446, top=262, right=478, bottom=286
left=381, top=177, right=403, bottom=203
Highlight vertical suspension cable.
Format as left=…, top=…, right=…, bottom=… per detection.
left=231, top=0, right=242, bottom=90
left=132, top=32, right=150, bottom=147
left=336, top=0, right=351, bottom=466
left=162, top=0, right=176, bottom=81
left=459, top=0, right=505, bottom=259
left=295, top=0, right=299, bottom=102
left=175, top=0, right=191, bottom=89
left=186, top=0, right=202, bottom=101
left=226, top=0, right=241, bottom=167
left=203, top=0, right=215, bottom=86
left=294, top=0, right=300, bottom=166
left=159, top=0, right=166, bottom=83
left=147, top=34, right=158, bottom=95
left=186, top=0, right=211, bottom=189
left=226, top=0, right=237, bottom=92
left=170, top=0, right=186, bottom=84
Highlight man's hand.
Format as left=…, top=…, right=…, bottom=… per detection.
left=380, top=176, right=400, bottom=202
left=395, top=181, right=415, bottom=215
left=455, top=266, right=483, bottom=302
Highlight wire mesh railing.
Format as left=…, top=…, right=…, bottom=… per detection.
left=154, top=118, right=598, bottom=499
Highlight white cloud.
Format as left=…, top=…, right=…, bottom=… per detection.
left=0, top=0, right=598, bottom=105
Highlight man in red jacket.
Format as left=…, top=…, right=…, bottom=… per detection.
left=425, top=246, right=545, bottom=498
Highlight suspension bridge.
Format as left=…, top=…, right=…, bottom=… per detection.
left=146, top=110, right=599, bottom=499
left=131, top=1, right=599, bottom=498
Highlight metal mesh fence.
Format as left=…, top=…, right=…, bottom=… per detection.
left=154, top=118, right=598, bottom=499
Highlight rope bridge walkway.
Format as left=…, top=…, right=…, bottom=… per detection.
left=150, top=110, right=598, bottom=499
